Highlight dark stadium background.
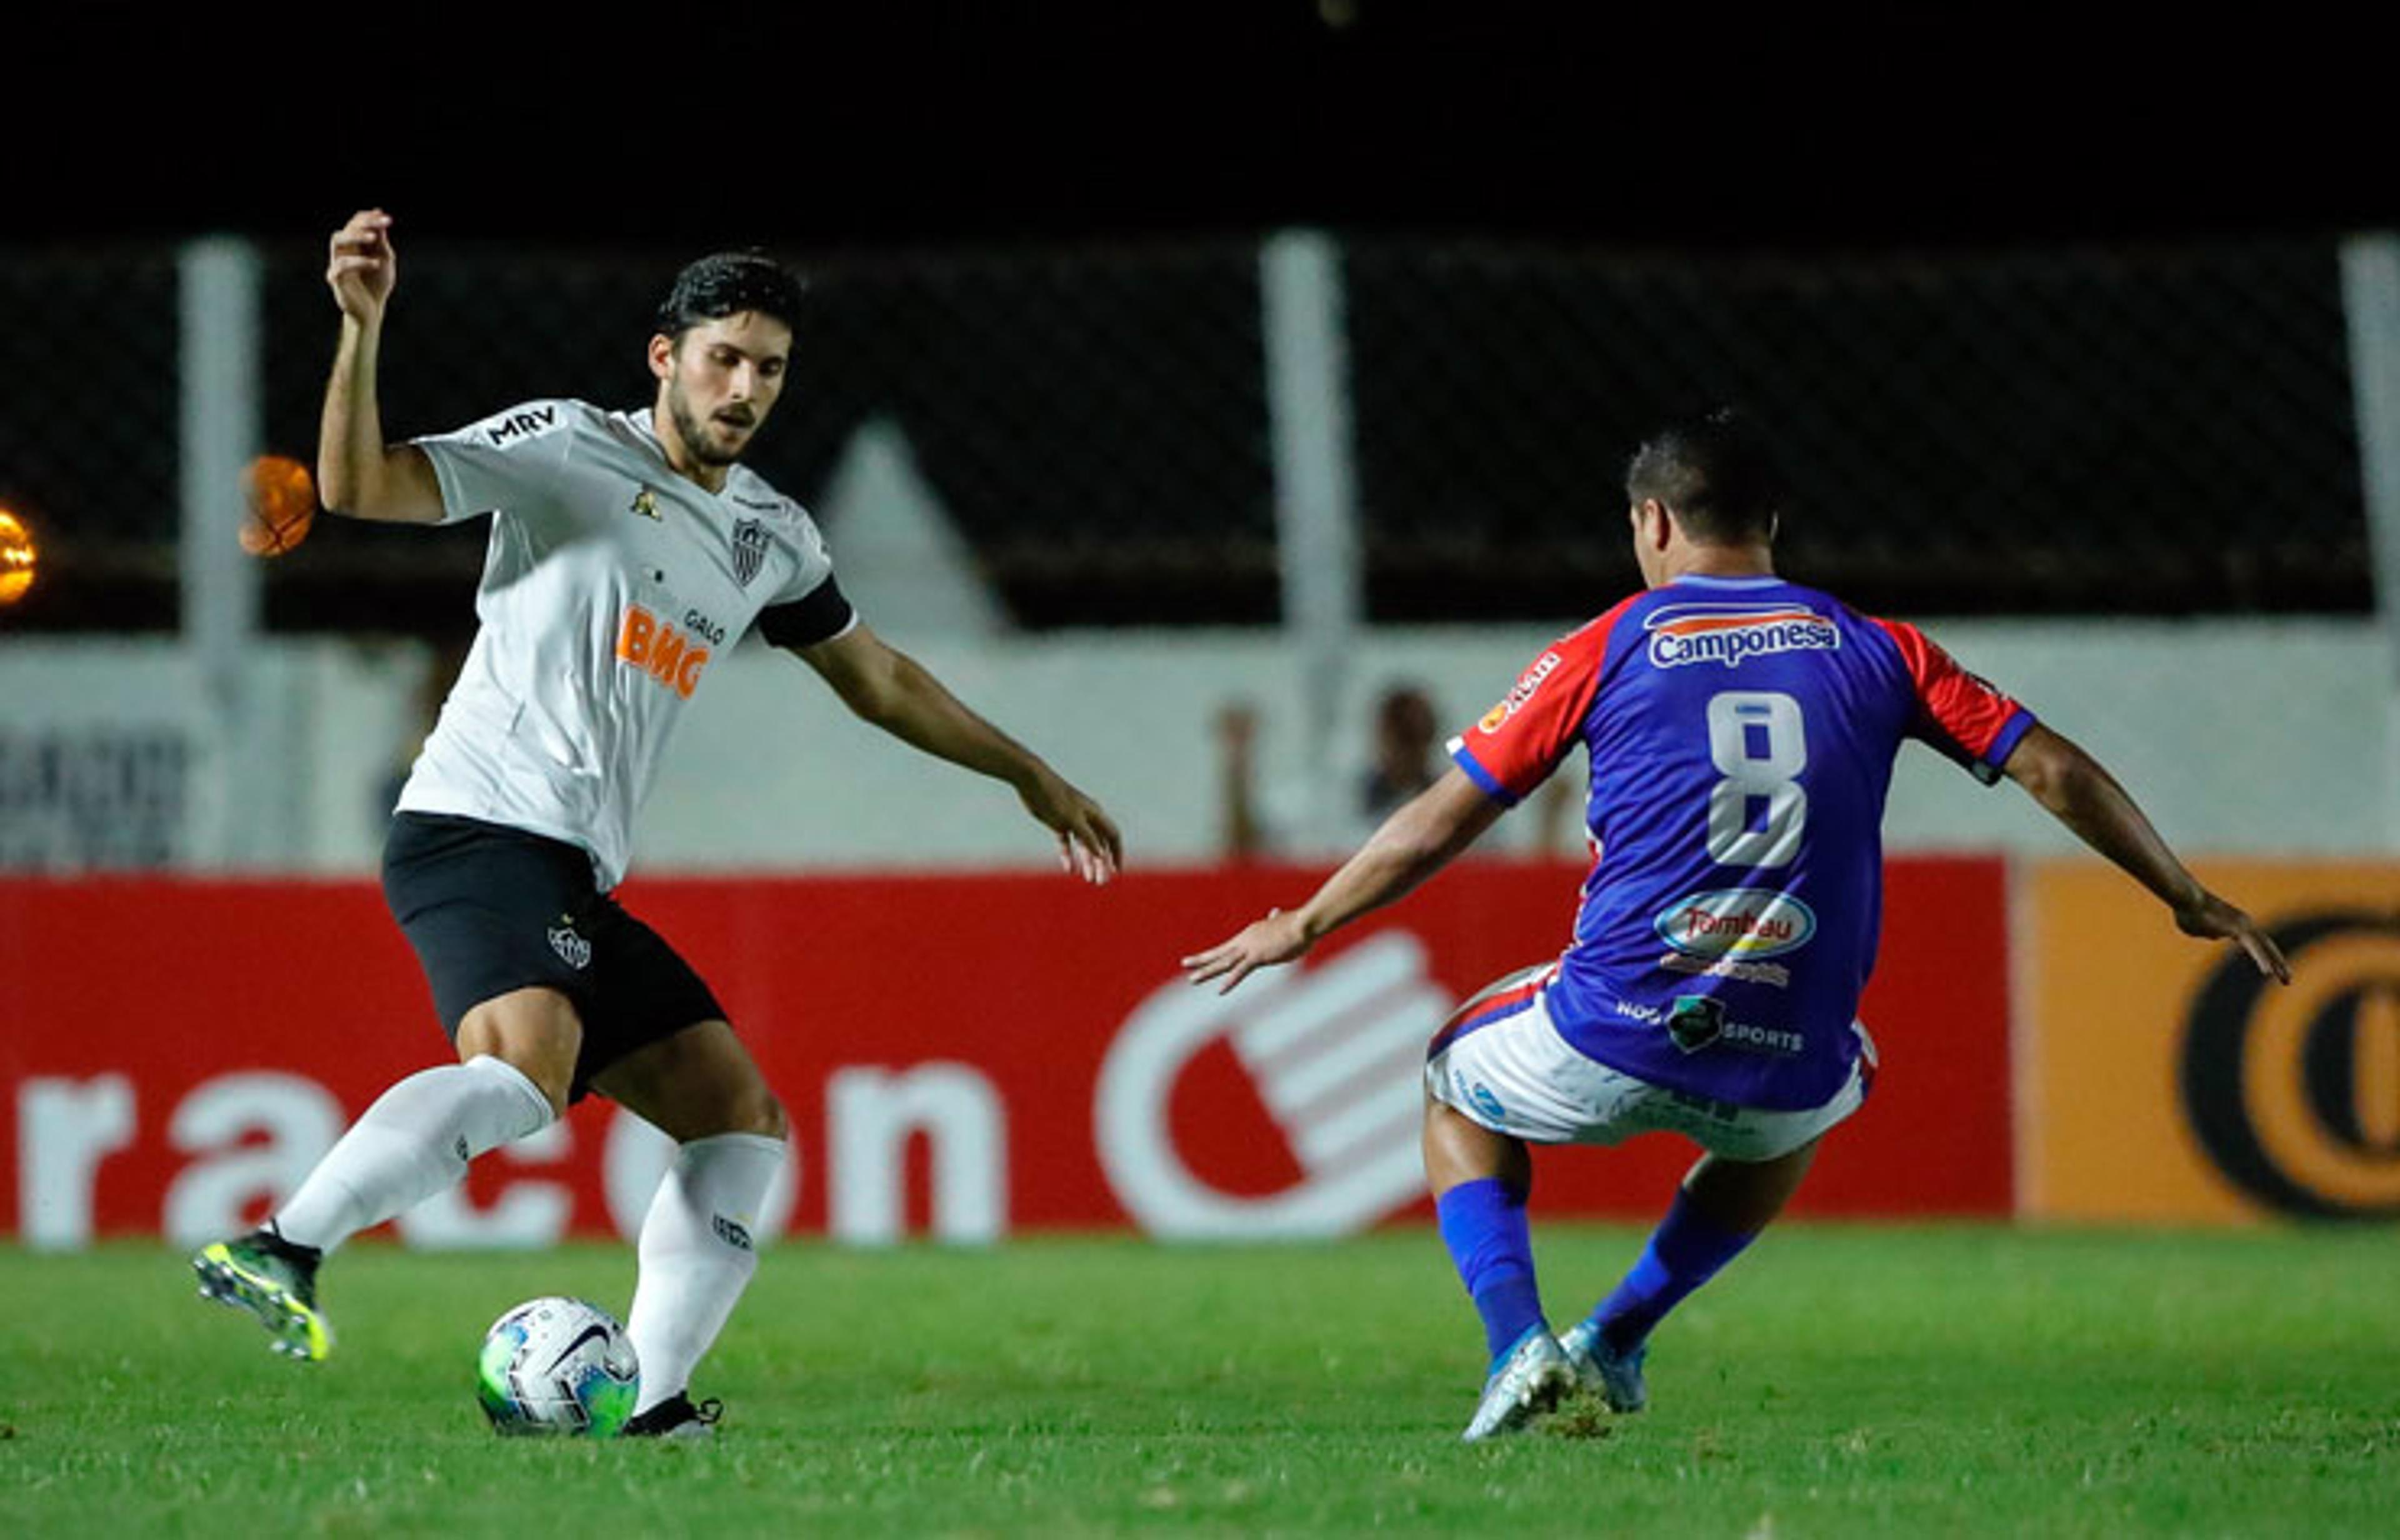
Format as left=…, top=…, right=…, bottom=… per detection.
left=27, top=2, right=2389, bottom=252
left=9, top=0, right=2390, bottom=636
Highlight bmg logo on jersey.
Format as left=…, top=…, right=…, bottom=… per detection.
left=615, top=603, right=712, bottom=699
left=1644, top=602, right=1840, bottom=670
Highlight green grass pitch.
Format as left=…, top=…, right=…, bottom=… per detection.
left=4, top=1225, right=2396, bottom=1534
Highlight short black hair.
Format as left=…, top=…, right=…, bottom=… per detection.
left=1625, top=407, right=1782, bottom=543
left=653, top=251, right=807, bottom=342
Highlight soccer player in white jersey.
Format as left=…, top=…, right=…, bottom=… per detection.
left=1184, top=409, right=2290, bottom=1441
left=194, top=209, right=1122, bottom=1438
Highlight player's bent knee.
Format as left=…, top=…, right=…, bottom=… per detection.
left=475, top=1050, right=571, bottom=1121
left=456, top=988, right=581, bottom=1116
left=729, top=1086, right=788, bottom=1141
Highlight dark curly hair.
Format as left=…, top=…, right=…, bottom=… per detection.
left=652, top=251, right=807, bottom=342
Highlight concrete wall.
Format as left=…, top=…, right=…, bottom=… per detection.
left=1, top=618, right=2382, bottom=874
left=644, top=617, right=2387, bottom=870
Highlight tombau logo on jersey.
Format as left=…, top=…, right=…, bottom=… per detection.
left=1644, top=602, right=1840, bottom=670
left=1656, top=888, right=1816, bottom=956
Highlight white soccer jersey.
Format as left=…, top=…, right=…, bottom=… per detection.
left=395, top=398, right=854, bottom=890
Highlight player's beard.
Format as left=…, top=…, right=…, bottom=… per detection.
left=666, top=381, right=753, bottom=468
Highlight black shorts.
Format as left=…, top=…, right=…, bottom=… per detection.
left=380, top=812, right=728, bottom=1102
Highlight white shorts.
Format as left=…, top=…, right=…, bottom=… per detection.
left=1423, top=971, right=1874, bottom=1162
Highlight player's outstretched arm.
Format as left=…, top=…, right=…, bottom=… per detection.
left=796, top=622, right=1121, bottom=883
left=1181, top=769, right=1504, bottom=994
left=2002, top=722, right=2290, bottom=982
left=317, top=208, right=444, bottom=525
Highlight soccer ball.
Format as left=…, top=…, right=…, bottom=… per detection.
left=475, top=1296, right=641, bottom=1438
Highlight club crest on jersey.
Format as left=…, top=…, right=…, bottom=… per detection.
left=731, top=518, right=771, bottom=588
left=1643, top=602, right=1839, bottom=670
left=629, top=487, right=661, bottom=521
left=1654, top=888, right=1818, bottom=959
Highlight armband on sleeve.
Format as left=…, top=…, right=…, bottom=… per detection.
left=758, top=576, right=856, bottom=649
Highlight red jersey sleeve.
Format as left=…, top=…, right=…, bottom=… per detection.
left=1871, top=617, right=2037, bottom=783
left=1446, top=607, right=1621, bottom=805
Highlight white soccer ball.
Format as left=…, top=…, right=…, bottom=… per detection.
left=475, top=1296, right=641, bottom=1438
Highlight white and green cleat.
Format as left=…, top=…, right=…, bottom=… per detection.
left=193, top=1228, right=332, bottom=1362
left=623, top=1392, right=724, bottom=1440
left=1460, top=1327, right=1574, bottom=1442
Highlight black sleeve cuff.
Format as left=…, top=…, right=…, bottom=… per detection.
left=757, top=576, right=856, bottom=650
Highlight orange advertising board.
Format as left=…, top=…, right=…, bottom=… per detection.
left=2023, top=862, right=2400, bottom=1222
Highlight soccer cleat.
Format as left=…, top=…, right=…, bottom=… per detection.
left=1460, top=1327, right=1574, bottom=1442
left=1558, top=1318, right=1648, bottom=1413
left=192, top=1226, right=332, bottom=1362
left=623, top=1392, right=724, bottom=1440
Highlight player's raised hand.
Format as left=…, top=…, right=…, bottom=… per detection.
left=2175, top=890, right=2292, bottom=984
left=1020, top=769, right=1122, bottom=885
left=1182, top=907, right=1313, bottom=995
left=327, top=209, right=397, bottom=321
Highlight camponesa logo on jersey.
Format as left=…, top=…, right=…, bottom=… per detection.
left=1478, top=651, right=1563, bottom=733
left=615, top=604, right=712, bottom=699
left=1643, top=602, right=1840, bottom=670
left=1654, top=888, right=1818, bottom=959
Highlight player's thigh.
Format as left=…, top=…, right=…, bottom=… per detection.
left=1611, top=1039, right=1871, bottom=1162
left=1426, top=989, right=1871, bottom=1158
left=591, top=1019, right=786, bottom=1143
left=382, top=812, right=602, bottom=1108
left=1422, top=1090, right=1532, bottom=1195
left=1423, top=975, right=1604, bottom=1144
left=568, top=896, right=745, bottom=1106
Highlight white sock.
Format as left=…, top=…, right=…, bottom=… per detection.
left=626, top=1132, right=781, bottom=1414
left=272, top=1054, right=554, bottom=1252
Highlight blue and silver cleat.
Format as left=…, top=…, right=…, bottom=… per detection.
left=1558, top=1318, right=1648, bottom=1413
left=1461, top=1326, right=1574, bottom=1442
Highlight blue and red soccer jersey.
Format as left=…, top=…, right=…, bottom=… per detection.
left=1448, top=574, right=2035, bottom=1111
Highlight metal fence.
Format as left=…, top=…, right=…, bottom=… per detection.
left=0, top=232, right=2370, bottom=637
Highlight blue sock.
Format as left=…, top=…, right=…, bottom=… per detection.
left=1589, top=1188, right=1756, bottom=1352
left=1436, top=1178, right=1546, bottom=1366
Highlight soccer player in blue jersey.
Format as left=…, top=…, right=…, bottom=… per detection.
left=1182, top=409, right=2291, bottom=1441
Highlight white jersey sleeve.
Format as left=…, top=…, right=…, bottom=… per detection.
left=412, top=400, right=579, bottom=524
